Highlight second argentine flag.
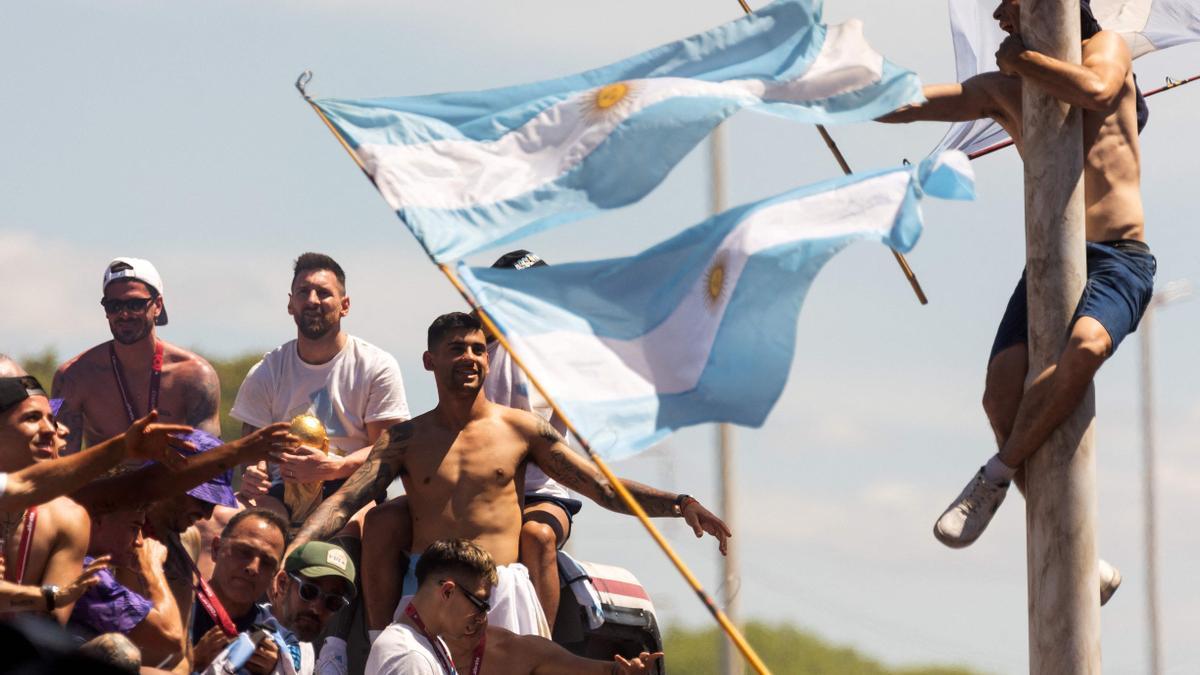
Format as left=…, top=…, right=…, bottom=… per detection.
left=314, top=0, right=922, bottom=262
left=459, top=152, right=975, bottom=460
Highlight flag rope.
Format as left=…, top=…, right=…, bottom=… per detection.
left=297, top=79, right=775, bottom=675
left=736, top=2, right=929, bottom=305
left=967, top=72, right=1200, bottom=160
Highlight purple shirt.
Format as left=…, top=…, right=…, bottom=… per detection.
left=69, top=556, right=153, bottom=636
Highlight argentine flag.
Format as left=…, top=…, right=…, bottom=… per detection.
left=935, top=0, right=1200, bottom=156
left=312, top=0, right=923, bottom=262
left=459, top=152, right=975, bottom=460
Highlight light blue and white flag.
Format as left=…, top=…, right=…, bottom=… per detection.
left=934, top=0, right=1200, bottom=156
left=313, top=0, right=923, bottom=262
left=459, top=152, right=975, bottom=459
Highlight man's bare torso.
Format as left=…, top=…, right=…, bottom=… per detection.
left=982, top=36, right=1144, bottom=242
left=0, top=496, right=89, bottom=623
left=55, top=340, right=219, bottom=449
left=400, top=404, right=537, bottom=566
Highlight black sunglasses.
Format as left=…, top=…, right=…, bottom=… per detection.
left=440, top=579, right=490, bottom=615
left=288, top=573, right=351, bottom=613
left=101, top=297, right=154, bottom=315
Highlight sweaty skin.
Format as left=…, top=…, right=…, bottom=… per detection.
left=447, top=626, right=662, bottom=675
left=54, top=278, right=221, bottom=455
left=882, top=10, right=1143, bottom=243
left=290, top=328, right=730, bottom=565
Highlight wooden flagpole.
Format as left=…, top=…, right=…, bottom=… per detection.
left=733, top=2, right=928, bottom=304
left=297, top=74, right=774, bottom=675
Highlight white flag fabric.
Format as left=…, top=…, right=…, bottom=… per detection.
left=934, top=0, right=1200, bottom=156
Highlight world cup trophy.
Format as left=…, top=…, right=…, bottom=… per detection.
left=283, top=414, right=332, bottom=529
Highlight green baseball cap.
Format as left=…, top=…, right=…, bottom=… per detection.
left=285, top=542, right=357, bottom=597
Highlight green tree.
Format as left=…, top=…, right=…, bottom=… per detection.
left=663, top=623, right=985, bottom=675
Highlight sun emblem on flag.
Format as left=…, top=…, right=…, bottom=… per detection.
left=703, top=254, right=729, bottom=309
left=583, top=81, right=637, bottom=121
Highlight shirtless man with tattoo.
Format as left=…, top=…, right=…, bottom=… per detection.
left=54, top=257, right=222, bottom=455
left=291, top=312, right=730, bottom=636
left=881, top=0, right=1152, bottom=600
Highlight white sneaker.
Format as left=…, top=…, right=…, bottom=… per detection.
left=1099, top=559, right=1122, bottom=606
left=934, top=468, right=1010, bottom=548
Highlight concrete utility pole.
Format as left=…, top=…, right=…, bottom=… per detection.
left=1019, top=0, right=1100, bottom=673
left=709, top=125, right=744, bottom=675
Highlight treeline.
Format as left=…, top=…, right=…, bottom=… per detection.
left=663, top=622, right=985, bottom=674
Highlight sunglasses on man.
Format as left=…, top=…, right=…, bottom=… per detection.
left=100, top=297, right=155, bottom=315
left=441, top=579, right=491, bottom=615
left=287, top=573, right=351, bottom=613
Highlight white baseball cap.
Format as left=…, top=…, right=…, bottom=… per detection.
left=102, top=257, right=169, bottom=326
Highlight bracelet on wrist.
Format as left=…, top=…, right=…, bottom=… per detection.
left=674, top=493, right=697, bottom=517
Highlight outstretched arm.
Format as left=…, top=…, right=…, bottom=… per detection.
left=878, top=73, right=1011, bottom=124
left=74, top=422, right=296, bottom=515
left=520, top=632, right=662, bottom=675
left=288, top=420, right=412, bottom=556
left=0, top=413, right=190, bottom=513
left=526, top=417, right=731, bottom=553
left=997, top=30, right=1129, bottom=110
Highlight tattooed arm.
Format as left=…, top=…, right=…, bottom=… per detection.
left=525, top=414, right=731, bottom=553
left=182, top=359, right=222, bottom=438
left=51, top=363, right=86, bottom=455
left=287, top=420, right=413, bottom=556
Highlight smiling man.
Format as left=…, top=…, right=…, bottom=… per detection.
left=53, top=258, right=222, bottom=456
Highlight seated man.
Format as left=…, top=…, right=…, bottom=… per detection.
left=368, top=540, right=660, bottom=675
left=69, top=508, right=187, bottom=672
left=298, top=313, right=729, bottom=641
left=196, top=540, right=356, bottom=675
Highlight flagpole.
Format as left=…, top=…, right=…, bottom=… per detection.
left=297, top=72, right=774, bottom=675
left=734, top=2, right=928, bottom=305
left=437, top=262, right=774, bottom=675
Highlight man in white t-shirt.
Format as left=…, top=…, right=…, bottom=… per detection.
left=367, top=539, right=496, bottom=675
left=229, top=252, right=409, bottom=672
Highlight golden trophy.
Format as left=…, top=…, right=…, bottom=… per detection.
left=283, top=414, right=332, bottom=529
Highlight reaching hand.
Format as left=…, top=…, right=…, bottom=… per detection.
left=277, top=444, right=342, bottom=483
left=244, top=422, right=301, bottom=463
left=681, top=498, right=732, bottom=556
left=57, top=555, right=112, bottom=607
left=122, top=411, right=194, bottom=468
left=240, top=462, right=272, bottom=497
left=613, top=652, right=663, bottom=673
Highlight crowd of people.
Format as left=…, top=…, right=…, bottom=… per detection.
left=0, top=251, right=729, bottom=674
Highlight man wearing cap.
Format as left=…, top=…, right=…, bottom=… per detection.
left=54, top=257, right=222, bottom=456
left=195, top=520, right=356, bottom=675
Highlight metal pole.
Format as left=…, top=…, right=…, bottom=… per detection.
left=1138, top=307, right=1162, bottom=675
left=1020, top=1, right=1099, bottom=673
left=709, top=125, right=744, bottom=675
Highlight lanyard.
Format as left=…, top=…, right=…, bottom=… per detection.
left=109, top=340, right=163, bottom=425
left=3, top=507, right=38, bottom=583
left=404, top=604, right=486, bottom=675
left=151, top=525, right=240, bottom=638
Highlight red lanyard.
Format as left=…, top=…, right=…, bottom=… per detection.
left=149, top=524, right=239, bottom=638
left=404, top=604, right=486, bottom=675
left=109, top=340, right=163, bottom=424
left=3, top=507, right=38, bottom=583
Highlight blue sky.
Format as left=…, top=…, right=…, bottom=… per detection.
left=3, top=1, right=1199, bottom=673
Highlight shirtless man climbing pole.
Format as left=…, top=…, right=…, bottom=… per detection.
left=881, top=0, right=1154, bottom=602
left=290, top=312, right=730, bottom=636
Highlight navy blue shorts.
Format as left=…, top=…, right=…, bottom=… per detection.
left=989, top=239, right=1156, bottom=362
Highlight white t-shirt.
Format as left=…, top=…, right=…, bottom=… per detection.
left=231, top=336, right=410, bottom=454
left=484, top=343, right=571, bottom=500
left=0, top=471, right=8, bottom=497
left=365, top=621, right=451, bottom=675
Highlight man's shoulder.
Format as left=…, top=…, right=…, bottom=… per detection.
left=55, top=344, right=110, bottom=379
left=241, top=341, right=298, bottom=379
left=39, top=496, right=90, bottom=530
left=345, top=335, right=400, bottom=368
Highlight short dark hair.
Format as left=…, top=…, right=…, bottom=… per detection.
left=292, top=252, right=346, bottom=291
left=415, top=539, right=498, bottom=589
left=427, top=312, right=482, bottom=350
left=222, top=507, right=289, bottom=545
